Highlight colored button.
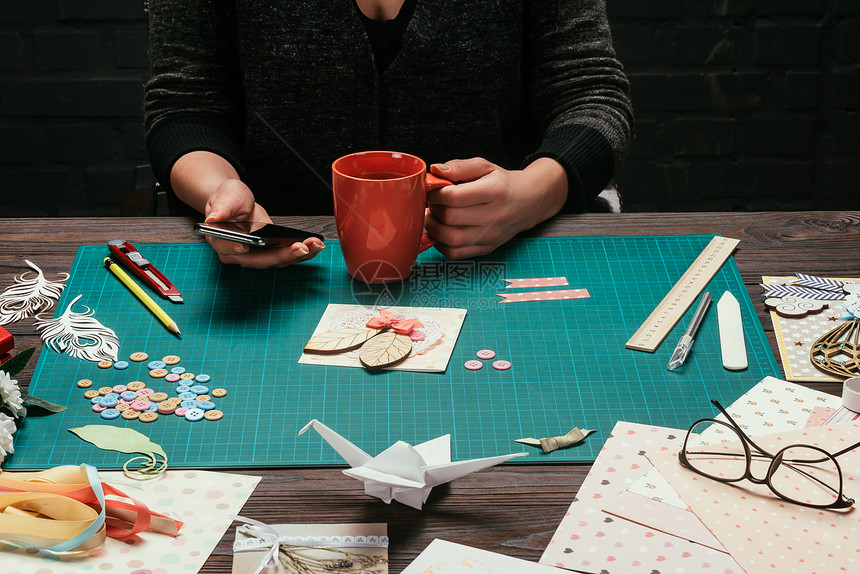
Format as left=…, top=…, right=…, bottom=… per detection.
left=136, top=388, right=154, bottom=397
left=147, top=360, right=166, bottom=370
left=492, top=360, right=512, bottom=370
left=90, top=396, right=102, bottom=404
left=97, top=386, right=113, bottom=395
left=164, top=373, right=181, bottom=383
left=170, top=366, right=186, bottom=375
left=464, top=360, right=483, bottom=370
left=179, top=373, right=195, bottom=380
left=139, top=412, right=158, bottom=423
left=165, top=397, right=182, bottom=406
left=146, top=404, right=159, bottom=412
left=92, top=403, right=107, bottom=413
left=149, top=368, right=168, bottom=378
left=196, top=394, right=210, bottom=402
left=121, top=391, right=138, bottom=401
left=174, top=407, right=188, bottom=417
left=203, top=409, right=224, bottom=421
left=98, top=360, right=113, bottom=369
left=477, top=349, right=496, bottom=360
left=113, top=360, right=129, bottom=370
left=121, top=409, right=140, bottom=420
left=126, top=381, right=146, bottom=391
left=184, top=408, right=204, bottom=422
left=189, top=385, right=209, bottom=395
left=194, top=374, right=211, bottom=383
left=149, top=392, right=169, bottom=402
left=131, top=400, right=151, bottom=411
left=129, top=352, right=149, bottom=362
left=196, top=400, right=215, bottom=411
left=104, top=392, right=120, bottom=400
left=157, top=402, right=177, bottom=415
left=180, top=400, right=198, bottom=410
left=178, top=392, right=196, bottom=400
left=76, top=379, right=93, bottom=388
left=83, top=390, right=100, bottom=399
left=98, top=396, right=118, bottom=408
left=131, top=569, right=153, bottom=574
left=161, top=355, right=181, bottom=365
left=211, top=388, right=227, bottom=398
left=112, top=384, right=128, bottom=393
left=116, top=403, right=130, bottom=412
left=176, top=385, right=191, bottom=393
left=100, top=408, right=120, bottom=420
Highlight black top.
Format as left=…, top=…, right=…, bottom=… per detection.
left=354, top=0, right=419, bottom=73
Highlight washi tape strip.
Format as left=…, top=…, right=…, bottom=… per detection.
left=760, top=284, right=846, bottom=300
left=496, top=288, right=590, bottom=303
left=823, top=406, right=860, bottom=425
left=793, top=273, right=846, bottom=293
left=502, top=277, right=568, bottom=289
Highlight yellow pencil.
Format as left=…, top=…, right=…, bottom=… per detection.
left=104, top=257, right=182, bottom=337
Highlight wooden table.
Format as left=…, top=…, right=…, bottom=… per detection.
left=1, top=211, right=857, bottom=573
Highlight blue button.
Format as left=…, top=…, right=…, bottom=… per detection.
left=195, top=400, right=215, bottom=411
left=113, top=361, right=129, bottom=370
left=147, top=360, right=166, bottom=370
left=170, top=366, right=186, bottom=375
left=189, top=385, right=209, bottom=395
left=147, top=404, right=159, bottom=412
left=100, top=408, right=120, bottom=420
left=104, top=393, right=120, bottom=401
left=90, top=396, right=102, bottom=404
left=178, top=392, right=196, bottom=400
left=122, top=391, right=137, bottom=401
left=184, top=408, right=204, bottom=422
left=194, top=374, right=211, bottom=383
left=180, top=400, right=199, bottom=410
left=176, top=385, right=191, bottom=394
left=98, top=396, right=119, bottom=408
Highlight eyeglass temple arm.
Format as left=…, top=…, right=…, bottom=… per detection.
left=710, top=399, right=776, bottom=458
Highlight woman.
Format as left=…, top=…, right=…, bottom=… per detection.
left=144, top=0, right=633, bottom=268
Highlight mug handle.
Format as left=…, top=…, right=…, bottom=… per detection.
left=419, top=173, right=453, bottom=252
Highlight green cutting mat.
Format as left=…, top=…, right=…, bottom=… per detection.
left=10, top=236, right=779, bottom=469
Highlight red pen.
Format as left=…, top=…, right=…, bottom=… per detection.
left=107, top=240, right=184, bottom=303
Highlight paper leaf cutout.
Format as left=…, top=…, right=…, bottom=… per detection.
left=35, top=294, right=120, bottom=362
left=764, top=296, right=828, bottom=318
left=516, top=428, right=595, bottom=453
left=22, top=393, right=67, bottom=413
left=0, top=259, right=69, bottom=325
left=68, top=424, right=168, bottom=476
left=0, top=346, right=35, bottom=376
left=359, top=331, right=412, bottom=369
left=304, top=327, right=382, bottom=353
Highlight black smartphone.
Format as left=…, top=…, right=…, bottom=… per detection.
left=194, top=222, right=324, bottom=247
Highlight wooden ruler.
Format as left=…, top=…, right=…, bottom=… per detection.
left=626, top=236, right=740, bottom=352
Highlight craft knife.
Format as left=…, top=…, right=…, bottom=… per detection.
left=667, top=292, right=712, bottom=371
left=107, top=240, right=184, bottom=303
left=717, top=291, right=748, bottom=370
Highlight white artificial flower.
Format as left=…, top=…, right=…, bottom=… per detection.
left=0, top=370, right=24, bottom=415
left=0, top=412, right=15, bottom=464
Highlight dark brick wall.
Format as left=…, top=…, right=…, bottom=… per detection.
left=1, top=1, right=858, bottom=216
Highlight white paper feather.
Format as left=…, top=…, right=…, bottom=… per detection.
left=0, top=259, right=69, bottom=325
left=35, top=294, right=120, bottom=362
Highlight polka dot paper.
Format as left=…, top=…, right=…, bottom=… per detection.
left=1, top=470, right=260, bottom=574
left=647, top=421, right=860, bottom=574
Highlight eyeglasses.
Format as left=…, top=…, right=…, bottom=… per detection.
left=679, top=399, right=858, bottom=510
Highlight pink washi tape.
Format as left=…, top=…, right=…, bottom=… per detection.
left=496, top=288, right=590, bottom=303
left=503, top=277, right=569, bottom=288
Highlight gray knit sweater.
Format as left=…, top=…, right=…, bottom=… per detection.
left=144, top=0, right=633, bottom=215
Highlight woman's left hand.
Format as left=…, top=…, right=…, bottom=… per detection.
left=424, top=157, right=569, bottom=259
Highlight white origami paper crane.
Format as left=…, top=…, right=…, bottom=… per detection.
left=298, top=419, right=527, bottom=510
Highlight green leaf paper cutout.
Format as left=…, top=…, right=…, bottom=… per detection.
left=22, top=394, right=67, bottom=413
left=69, top=425, right=168, bottom=460
left=1, top=347, right=35, bottom=377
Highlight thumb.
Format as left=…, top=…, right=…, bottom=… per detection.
left=205, top=180, right=254, bottom=222
left=430, top=157, right=495, bottom=183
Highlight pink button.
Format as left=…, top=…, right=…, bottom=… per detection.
left=136, top=388, right=154, bottom=397
left=165, top=373, right=181, bottom=383
left=492, top=360, right=511, bottom=371
left=464, top=360, right=483, bottom=371
left=477, top=349, right=496, bottom=360
left=175, top=407, right=188, bottom=417
left=92, top=403, right=107, bottom=412
left=112, top=384, right=127, bottom=393
left=131, top=400, right=152, bottom=411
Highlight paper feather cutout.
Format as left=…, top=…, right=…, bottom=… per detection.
left=69, top=424, right=168, bottom=476
left=359, top=331, right=412, bottom=369
left=35, top=294, right=120, bottom=362
left=299, top=419, right=527, bottom=509
left=0, top=259, right=68, bottom=325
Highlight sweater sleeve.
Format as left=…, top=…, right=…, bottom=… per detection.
left=523, top=0, right=633, bottom=212
left=143, top=0, right=246, bottom=189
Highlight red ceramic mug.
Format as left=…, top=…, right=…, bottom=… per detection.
left=332, top=151, right=451, bottom=283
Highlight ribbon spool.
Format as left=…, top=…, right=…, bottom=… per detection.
left=842, top=377, right=860, bottom=413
